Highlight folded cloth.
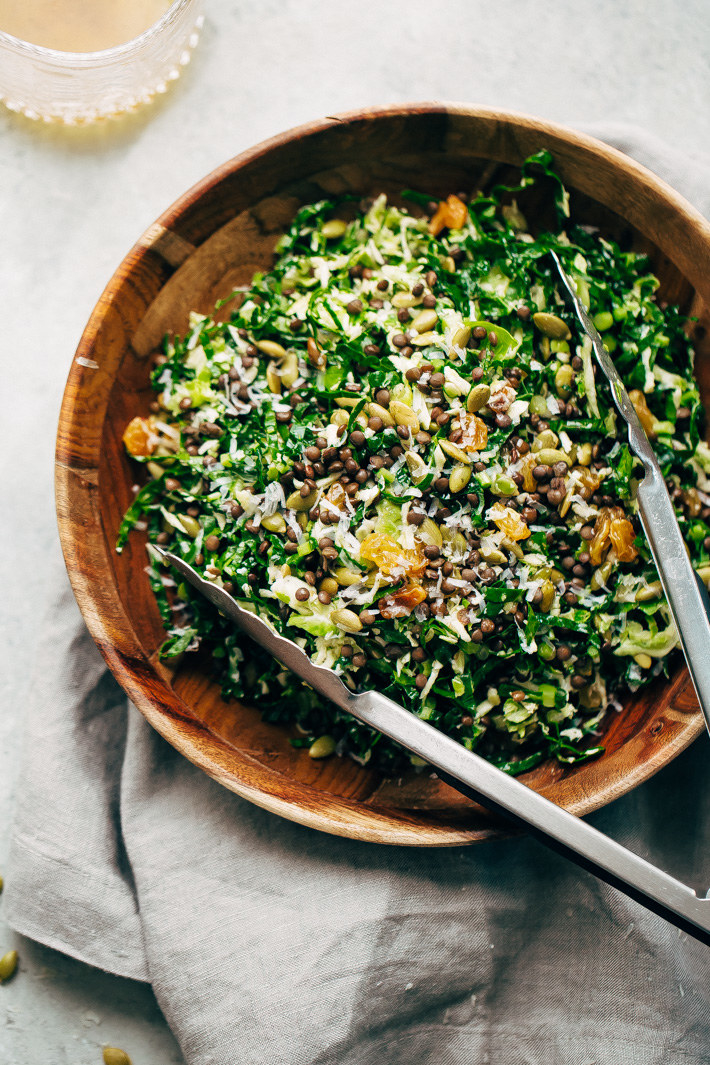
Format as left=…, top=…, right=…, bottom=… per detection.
left=7, top=131, right=710, bottom=1065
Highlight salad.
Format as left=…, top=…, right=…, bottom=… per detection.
left=119, top=150, right=710, bottom=776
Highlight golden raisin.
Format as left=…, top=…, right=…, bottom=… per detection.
left=428, top=194, right=468, bottom=237
left=360, top=534, right=426, bottom=581
left=122, top=416, right=154, bottom=457
left=589, top=506, right=638, bottom=565
left=325, top=482, right=348, bottom=511
left=629, top=389, right=657, bottom=439
left=457, top=413, right=489, bottom=452
left=379, top=584, right=427, bottom=619
left=609, top=515, right=638, bottom=562
left=489, top=503, right=531, bottom=542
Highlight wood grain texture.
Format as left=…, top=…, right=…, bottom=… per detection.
left=56, top=104, right=710, bottom=845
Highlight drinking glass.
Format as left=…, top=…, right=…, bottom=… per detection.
left=0, top=0, right=204, bottom=124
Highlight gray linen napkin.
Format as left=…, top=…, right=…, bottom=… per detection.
left=7, top=131, right=710, bottom=1065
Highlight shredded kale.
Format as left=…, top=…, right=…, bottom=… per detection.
left=117, top=156, right=708, bottom=776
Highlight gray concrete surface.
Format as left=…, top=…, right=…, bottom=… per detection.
left=0, top=0, right=708, bottom=1061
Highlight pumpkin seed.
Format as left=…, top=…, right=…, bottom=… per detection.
left=533, top=447, right=570, bottom=467
left=178, top=514, right=201, bottom=538
left=449, top=464, right=472, bottom=494
left=331, top=608, right=363, bottom=633
left=256, top=339, right=288, bottom=359
left=147, top=461, right=164, bottom=480
left=555, top=363, right=574, bottom=397
left=580, top=687, right=603, bottom=710
left=558, top=488, right=574, bottom=518
left=334, top=396, right=360, bottom=408
left=411, top=309, right=439, bottom=333
left=309, top=735, right=336, bottom=759
left=501, top=536, right=524, bottom=560
left=635, top=581, right=662, bottom=602
left=321, top=219, right=347, bottom=239
left=418, top=518, right=443, bottom=548
left=389, top=400, right=420, bottom=432
left=286, top=488, right=318, bottom=512
left=266, top=363, right=282, bottom=394
left=576, top=442, right=593, bottom=466
left=466, top=382, right=491, bottom=413
left=531, top=429, right=559, bottom=451
left=329, top=409, right=350, bottom=426
left=634, top=653, right=653, bottom=670
left=405, top=451, right=429, bottom=484
left=391, top=291, right=419, bottom=309
left=280, top=352, right=300, bottom=388
left=528, top=394, right=550, bottom=417
left=442, top=255, right=456, bottom=273
left=319, top=577, right=339, bottom=596
left=439, top=527, right=467, bottom=554
left=697, top=565, right=710, bottom=587
left=532, top=312, right=571, bottom=339
left=410, top=331, right=440, bottom=347
left=539, top=580, right=555, bottom=613
left=480, top=543, right=507, bottom=564
left=367, top=402, right=395, bottom=427
left=440, top=439, right=471, bottom=464
left=452, top=325, right=472, bottom=349
left=261, top=513, right=287, bottom=534
left=452, top=531, right=468, bottom=554
left=153, top=442, right=177, bottom=457
left=590, top=559, right=613, bottom=591
left=0, top=950, right=17, bottom=983
left=102, top=1049, right=132, bottom=1065
left=307, top=337, right=325, bottom=369
left=334, top=566, right=364, bottom=587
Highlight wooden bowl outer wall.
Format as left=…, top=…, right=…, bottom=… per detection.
left=56, top=104, right=710, bottom=846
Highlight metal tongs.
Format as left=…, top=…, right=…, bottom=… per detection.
left=152, top=260, right=710, bottom=944
left=551, top=251, right=710, bottom=733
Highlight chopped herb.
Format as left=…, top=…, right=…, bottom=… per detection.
left=117, top=159, right=707, bottom=775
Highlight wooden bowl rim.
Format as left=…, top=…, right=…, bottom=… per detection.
left=56, top=102, right=709, bottom=846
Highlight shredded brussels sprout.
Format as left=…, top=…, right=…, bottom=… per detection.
left=119, top=150, right=709, bottom=775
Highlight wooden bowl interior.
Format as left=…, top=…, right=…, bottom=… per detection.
left=58, top=108, right=710, bottom=844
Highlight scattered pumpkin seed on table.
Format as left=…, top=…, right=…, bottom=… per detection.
left=103, top=1049, right=132, bottom=1065
left=0, top=950, right=18, bottom=982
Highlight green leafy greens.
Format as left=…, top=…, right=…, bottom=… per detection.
left=118, top=152, right=709, bottom=775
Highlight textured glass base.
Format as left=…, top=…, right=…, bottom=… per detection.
left=0, top=0, right=203, bottom=124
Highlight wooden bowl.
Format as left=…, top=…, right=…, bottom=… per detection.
left=56, top=104, right=710, bottom=845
